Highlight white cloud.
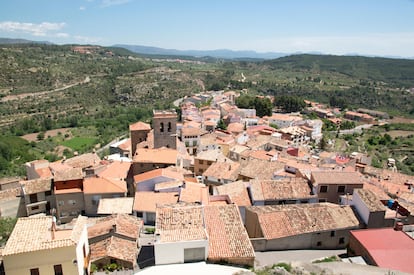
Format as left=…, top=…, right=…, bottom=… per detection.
left=56, top=33, right=70, bottom=38
left=0, top=21, right=66, bottom=37
left=101, top=0, right=132, bottom=8
left=74, top=35, right=101, bottom=44
left=79, top=6, right=86, bottom=10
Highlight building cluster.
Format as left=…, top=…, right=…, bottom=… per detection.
left=0, top=91, right=413, bottom=274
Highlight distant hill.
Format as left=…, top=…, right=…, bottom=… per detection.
left=0, top=37, right=53, bottom=45
left=113, top=44, right=287, bottom=59
left=265, top=54, right=414, bottom=86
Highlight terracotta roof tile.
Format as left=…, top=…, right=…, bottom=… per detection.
left=203, top=161, right=240, bottom=181
left=250, top=178, right=315, bottom=202
left=2, top=215, right=87, bottom=256
left=21, top=178, right=52, bottom=195
left=98, top=160, right=131, bottom=181
left=133, top=168, right=184, bottom=184
left=64, top=153, right=101, bottom=169
left=214, top=181, right=251, bottom=206
left=133, top=191, right=179, bottom=212
left=88, top=214, right=142, bottom=240
left=204, top=204, right=255, bottom=261
left=247, top=203, right=360, bottom=240
left=155, top=204, right=207, bottom=243
left=129, top=121, right=151, bottom=131
left=53, top=167, right=83, bottom=182
left=179, top=182, right=209, bottom=204
left=353, top=189, right=386, bottom=212
left=83, top=177, right=127, bottom=194
left=90, top=236, right=138, bottom=265
left=312, top=171, right=363, bottom=185
left=239, top=158, right=284, bottom=180
left=133, top=148, right=177, bottom=164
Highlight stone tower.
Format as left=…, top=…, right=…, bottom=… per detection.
left=152, top=110, right=177, bottom=149
left=129, top=121, right=151, bottom=156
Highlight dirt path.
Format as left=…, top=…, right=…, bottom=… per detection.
left=1, top=76, right=90, bottom=102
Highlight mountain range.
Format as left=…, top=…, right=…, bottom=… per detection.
left=112, top=44, right=288, bottom=59
left=0, top=37, right=412, bottom=60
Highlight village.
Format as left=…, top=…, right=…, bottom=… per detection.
left=0, top=90, right=413, bottom=275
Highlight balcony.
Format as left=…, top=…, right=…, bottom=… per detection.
left=26, top=200, right=47, bottom=216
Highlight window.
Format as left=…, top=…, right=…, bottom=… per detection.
left=319, top=185, right=328, bottom=193
left=68, top=200, right=76, bottom=205
left=30, top=193, right=38, bottom=203
left=316, top=241, right=322, bottom=247
left=58, top=200, right=64, bottom=206
left=168, top=122, right=172, bottom=132
left=198, top=169, right=203, bottom=174
left=30, top=268, right=40, bottom=275
left=54, top=264, right=63, bottom=275
left=337, top=185, right=346, bottom=193
left=199, top=160, right=204, bottom=164
left=339, top=237, right=345, bottom=244
left=160, top=122, right=164, bottom=133
left=330, top=231, right=335, bottom=237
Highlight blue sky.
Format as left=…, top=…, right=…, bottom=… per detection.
left=1, top=0, right=413, bottom=57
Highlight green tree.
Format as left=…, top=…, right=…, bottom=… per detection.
left=217, top=119, right=227, bottom=130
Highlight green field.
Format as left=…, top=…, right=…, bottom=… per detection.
left=61, top=137, right=97, bottom=152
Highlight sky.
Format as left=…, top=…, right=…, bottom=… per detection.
left=0, top=0, right=414, bottom=57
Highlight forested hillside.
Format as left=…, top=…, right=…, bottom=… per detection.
left=0, top=44, right=413, bottom=176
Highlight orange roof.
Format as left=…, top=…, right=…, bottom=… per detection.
left=83, top=177, right=126, bottom=194
left=204, top=204, right=255, bottom=262
left=203, top=161, right=240, bottom=181
left=133, top=168, right=184, bottom=184
left=35, top=167, right=53, bottom=178
left=214, top=181, right=251, bottom=206
left=129, top=121, right=151, bottom=131
left=133, top=191, right=179, bottom=212
left=179, top=182, right=209, bottom=204
left=227, top=122, right=244, bottom=134
left=118, top=138, right=131, bottom=151
left=133, top=148, right=177, bottom=164
left=98, top=160, right=131, bottom=180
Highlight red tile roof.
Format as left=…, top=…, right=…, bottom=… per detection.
left=204, top=204, right=255, bottom=263
left=133, top=148, right=178, bottom=164
left=350, top=228, right=414, bottom=274
left=248, top=203, right=359, bottom=240
left=133, top=191, right=179, bottom=212
left=214, top=181, right=251, bottom=206
left=250, top=178, right=315, bottom=202
left=133, top=168, right=184, bottom=184
left=97, top=160, right=131, bottom=181
left=83, top=177, right=126, bottom=194
left=129, top=121, right=151, bottom=131
left=179, top=182, right=209, bottom=204
left=155, top=204, right=207, bottom=242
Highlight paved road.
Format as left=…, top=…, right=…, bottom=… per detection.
left=338, top=124, right=373, bottom=135
left=254, top=249, right=346, bottom=268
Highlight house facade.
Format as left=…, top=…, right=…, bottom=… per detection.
left=245, top=203, right=360, bottom=251
left=311, top=171, right=363, bottom=203
left=2, top=216, right=90, bottom=275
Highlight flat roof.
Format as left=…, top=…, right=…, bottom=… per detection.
left=351, top=228, right=414, bottom=274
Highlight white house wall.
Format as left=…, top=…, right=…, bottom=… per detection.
left=154, top=239, right=208, bottom=265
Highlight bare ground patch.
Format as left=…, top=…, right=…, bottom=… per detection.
left=22, top=128, right=73, bottom=142
left=387, top=130, right=414, bottom=138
